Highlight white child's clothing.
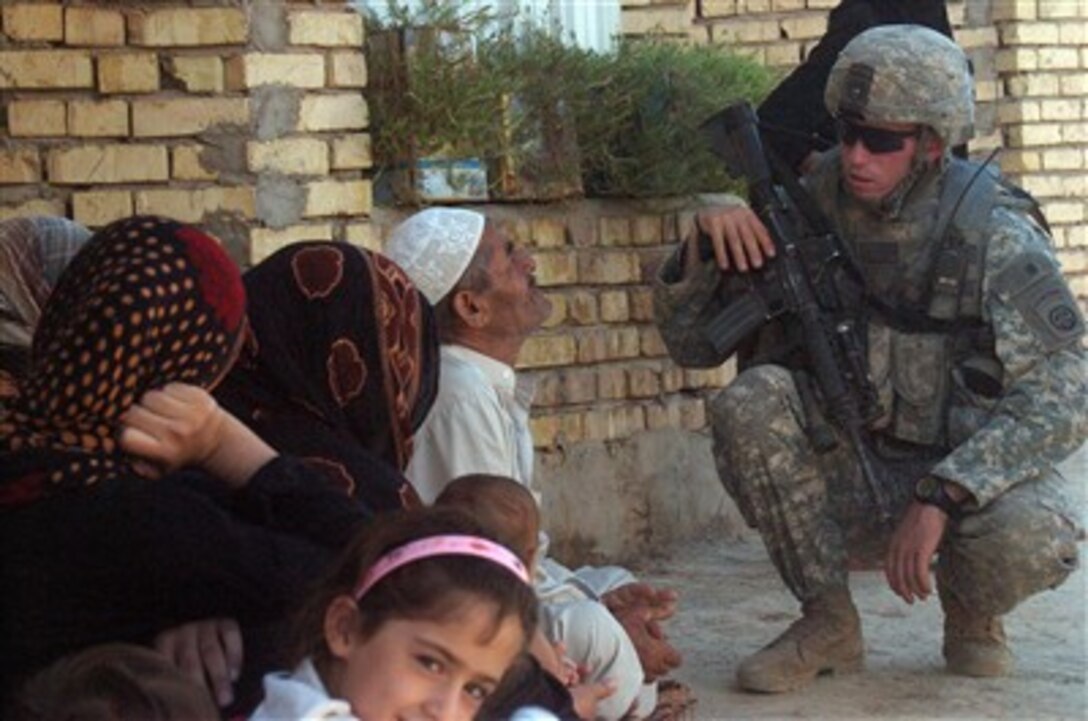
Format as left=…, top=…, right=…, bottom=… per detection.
left=249, top=658, right=358, bottom=721
left=536, top=550, right=657, bottom=720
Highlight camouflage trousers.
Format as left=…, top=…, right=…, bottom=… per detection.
left=710, top=365, right=1081, bottom=615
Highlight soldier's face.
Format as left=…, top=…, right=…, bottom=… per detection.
left=838, top=119, right=923, bottom=202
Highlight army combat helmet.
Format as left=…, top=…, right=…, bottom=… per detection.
left=825, top=24, right=974, bottom=148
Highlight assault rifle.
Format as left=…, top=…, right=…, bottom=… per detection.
left=697, top=101, right=893, bottom=520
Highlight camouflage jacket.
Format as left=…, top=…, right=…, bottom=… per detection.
left=654, top=155, right=1087, bottom=509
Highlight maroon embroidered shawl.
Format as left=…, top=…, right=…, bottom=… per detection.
left=215, top=242, right=439, bottom=512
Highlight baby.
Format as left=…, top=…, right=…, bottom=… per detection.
left=437, top=474, right=657, bottom=720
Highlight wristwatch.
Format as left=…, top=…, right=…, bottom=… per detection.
left=914, top=476, right=965, bottom=520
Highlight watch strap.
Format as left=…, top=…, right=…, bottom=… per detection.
left=915, top=478, right=965, bottom=520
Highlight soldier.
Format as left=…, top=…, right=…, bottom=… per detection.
left=654, top=25, right=1086, bottom=693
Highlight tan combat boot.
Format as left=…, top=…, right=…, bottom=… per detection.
left=736, top=588, right=864, bottom=693
left=940, top=585, right=1013, bottom=677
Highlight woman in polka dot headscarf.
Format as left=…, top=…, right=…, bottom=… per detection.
left=0, top=217, right=372, bottom=712
left=215, top=241, right=440, bottom=513
left=0, top=214, right=249, bottom=497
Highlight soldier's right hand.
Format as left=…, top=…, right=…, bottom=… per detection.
left=693, top=206, right=775, bottom=272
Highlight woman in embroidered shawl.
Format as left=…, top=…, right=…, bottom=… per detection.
left=215, top=242, right=440, bottom=513
left=0, top=217, right=370, bottom=711
left=0, top=216, right=92, bottom=397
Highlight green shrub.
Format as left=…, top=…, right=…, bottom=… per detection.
left=574, top=39, right=777, bottom=198
left=363, top=2, right=778, bottom=201
left=365, top=2, right=500, bottom=164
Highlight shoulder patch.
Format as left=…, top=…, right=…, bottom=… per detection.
left=991, top=251, right=1085, bottom=351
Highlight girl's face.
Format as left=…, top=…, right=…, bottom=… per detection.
left=326, top=597, right=525, bottom=721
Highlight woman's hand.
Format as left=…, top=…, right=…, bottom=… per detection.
left=601, top=582, right=678, bottom=622
left=603, top=583, right=683, bottom=680
left=120, top=383, right=226, bottom=474
left=154, top=617, right=243, bottom=708
left=120, top=382, right=276, bottom=488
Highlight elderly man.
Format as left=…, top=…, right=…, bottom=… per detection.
left=655, top=25, right=1085, bottom=693
left=386, top=208, right=683, bottom=719
left=386, top=209, right=548, bottom=500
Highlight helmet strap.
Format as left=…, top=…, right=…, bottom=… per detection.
left=878, top=126, right=943, bottom=217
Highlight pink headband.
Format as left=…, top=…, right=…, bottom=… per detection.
left=354, top=534, right=531, bottom=600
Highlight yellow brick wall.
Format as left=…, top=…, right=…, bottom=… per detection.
left=0, top=0, right=373, bottom=263
left=992, top=1, right=1088, bottom=298
left=621, top=0, right=1088, bottom=305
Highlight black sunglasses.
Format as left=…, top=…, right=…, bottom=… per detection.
left=835, top=118, right=920, bottom=155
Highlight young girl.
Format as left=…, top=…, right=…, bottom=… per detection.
left=251, top=507, right=539, bottom=721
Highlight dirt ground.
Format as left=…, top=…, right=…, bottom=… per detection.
left=633, top=448, right=1088, bottom=721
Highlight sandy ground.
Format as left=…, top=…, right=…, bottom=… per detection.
left=633, top=449, right=1088, bottom=720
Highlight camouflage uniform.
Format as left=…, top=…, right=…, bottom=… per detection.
left=654, top=27, right=1086, bottom=617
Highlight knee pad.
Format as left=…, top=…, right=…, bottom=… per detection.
left=940, top=500, right=1080, bottom=616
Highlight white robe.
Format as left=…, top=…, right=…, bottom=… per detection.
left=407, top=344, right=537, bottom=504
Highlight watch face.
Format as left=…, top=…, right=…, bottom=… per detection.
left=915, top=476, right=940, bottom=499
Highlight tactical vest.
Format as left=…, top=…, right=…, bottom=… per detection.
left=852, top=158, right=1048, bottom=448
left=876, top=158, right=1047, bottom=327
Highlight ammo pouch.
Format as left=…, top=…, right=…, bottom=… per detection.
left=702, top=258, right=790, bottom=360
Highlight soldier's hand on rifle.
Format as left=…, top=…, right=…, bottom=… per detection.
left=693, top=206, right=776, bottom=272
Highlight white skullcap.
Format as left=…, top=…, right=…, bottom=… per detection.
left=384, top=208, right=486, bottom=304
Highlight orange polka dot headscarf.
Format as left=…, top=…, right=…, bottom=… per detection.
left=0, top=216, right=246, bottom=506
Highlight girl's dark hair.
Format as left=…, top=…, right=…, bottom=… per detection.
left=10, top=643, right=219, bottom=721
left=293, top=507, right=538, bottom=667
